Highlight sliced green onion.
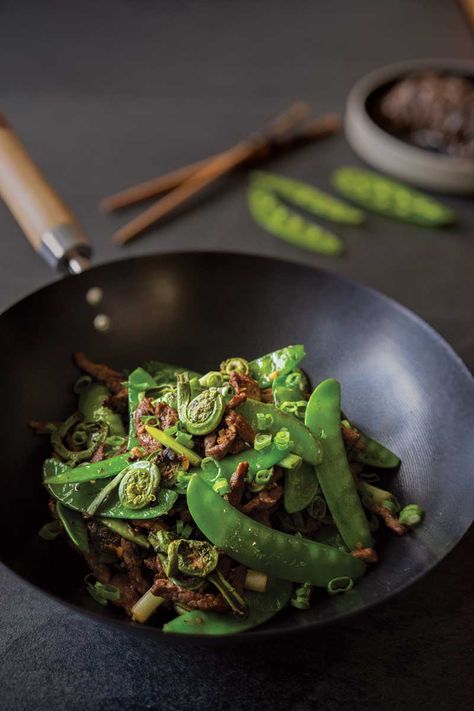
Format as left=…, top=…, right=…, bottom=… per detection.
left=254, top=432, right=272, bottom=451
left=200, top=457, right=219, bottom=474
left=105, top=435, right=126, bottom=447
left=255, top=468, right=273, bottom=485
left=131, top=589, right=165, bottom=623
left=212, top=478, right=231, bottom=496
left=176, top=520, right=193, bottom=538
left=145, top=425, right=202, bottom=466
left=220, top=357, right=250, bottom=375
left=198, top=371, right=223, bottom=388
left=164, top=423, right=179, bottom=436
left=327, top=576, right=354, bottom=595
left=274, top=428, right=293, bottom=451
left=244, top=569, right=268, bottom=593
left=279, top=453, right=302, bottom=470
left=175, top=470, right=193, bottom=494
left=279, top=400, right=307, bottom=418
left=341, top=419, right=351, bottom=429
left=85, top=575, right=121, bottom=605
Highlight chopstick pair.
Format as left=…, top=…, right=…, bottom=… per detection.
left=100, top=103, right=341, bottom=245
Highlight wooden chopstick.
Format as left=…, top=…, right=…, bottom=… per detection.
left=111, top=106, right=340, bottom=245
left=102, top=102, right=310, bottom=214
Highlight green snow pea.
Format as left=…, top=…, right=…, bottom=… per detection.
left=163, top=576, right=292, bottom=635
left=78, top=382, right=125, bottom=437
left=200, top=443, right=290, bottom=483
left=44, top=459, right=178, bottom=519
left=251, top=171, right=365, bottom=224
left=312, top=525, right=348, bottom=551
left=249, top=345, right=305, bottom=388
left=187, top=475, right=366, bottom=586
left=236, top=399, right=321, bottom=465
left=305, top=379, right=373, bottom=550
left=351, top=425, right=400, bottom=469
left=56, top=501, right=89, bottom=554
left=332, top=166, right=455, bottom=226
left=43, top=454, right=131, bottom=485
left=283, top=461, right=319, bottom=514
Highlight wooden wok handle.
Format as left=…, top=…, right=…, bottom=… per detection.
left=0, top=113, right=91, bottom=272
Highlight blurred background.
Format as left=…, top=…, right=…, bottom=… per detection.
left=0, top=1, right=472, bottom=709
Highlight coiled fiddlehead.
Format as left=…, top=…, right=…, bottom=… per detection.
left=118, top=460, right=160, bottom=510
left=177, top=372, right=225, bottom=435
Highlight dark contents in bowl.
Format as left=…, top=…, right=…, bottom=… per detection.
left=372, top=72, right=474, bottom=159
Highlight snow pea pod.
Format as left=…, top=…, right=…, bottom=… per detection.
left=251, top=171, right=365, bottom=224
left=272, top=369, right=309, bottom=408
left=78, top=382, right=125, bottom=437
left=44, top=459, right=178, bottom=519
left=283, top=461, right=319, bottom=514
left=43, top=454, right=130, bottom=485
left=56, top=501, right=89, bottom=554
left=200, top=443, right=289, bottom=483
left=236, top=399, right=321, bottom=465
left=248, top=186, right=345, bottom=257
left=249, top=345, right=305, bottom=387
left=305, top=380, right=373, bottom=550
left=332, top=166, right=455, bottom=226
left=187, top=475, right=366, bottom=586
left=351, top=427, right=400, bottom=469
left=163, top=576, right=292, bottom=635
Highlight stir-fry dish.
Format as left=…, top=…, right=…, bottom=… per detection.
left=32, top=346, right=424, bottom=635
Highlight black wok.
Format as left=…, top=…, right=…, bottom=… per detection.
left=0, top=250, right=473, bottom=642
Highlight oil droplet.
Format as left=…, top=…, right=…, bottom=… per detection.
left=86, top=287, right=103, bottom=306
left=93, top=314, right=111, bottom=332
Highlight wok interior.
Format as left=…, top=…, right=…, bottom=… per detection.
left=0, top=252, right=472, bottom=635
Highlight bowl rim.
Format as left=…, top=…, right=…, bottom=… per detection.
left=1, top=249, right=473, bottom=643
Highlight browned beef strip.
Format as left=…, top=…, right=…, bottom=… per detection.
left=104, top=391, right=128, bottom=415
left=119, top=538, right=149, bottom=594
left=241, top=485, right=283, bottom=515
left=90, top=443, right=106, bottom=463
left=74, top=352, right=125, bottom=395
left=371, top=504, right=408, bottom=536
left=84, top=552, right=112, bottom=585
left=260, top=388, right=274, bottom=403
left=225, top=410, right=255, bottom=445
left=155, top=402, right=179, bottom=430
left=229, top=371, right=261, bottom=401
left=204, top=425, right=239, bottom=460
left=352, top=547, right=378, bottom=564
left=151, top=579, right=229, bottom=612
left=225, top=392, right=247, bottom=410
left=87, top=520, right=122, bottom=558
left=341, top=424, right=365, bottom=451
left=225, top=462, right=248, bottom=507
left=134, top=397, right=161, bottom=452
left=132, top=519, right=169, bottom=532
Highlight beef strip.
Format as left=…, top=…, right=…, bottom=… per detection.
left=74, top=352, right=126, bottom=396
left=228, top=565, right=247, bottom=597
left=119, top=538, right=149, bottom=594
left=225, top=461, right=248, bottom=507
left=241, top=485, right=283, bottom=514
left=155, top=402, right=179, bottom=430
left=84, top=552, right=112, bottom=585
left=260, top=388, right=274, bottom=403
left=90, top=443, right=106, bottom=463
left=229, top=371, right=261, bottom=401
left=352, top=547, right=379, bottom=564
left=225, top=392, right=247, bottom=410
left=341, top=424, right=365, bottom=451
left=371, top=504, right=408, bottom=536
left=87, top=520, right=122, bottom=558
left=155, top=446, right=189, bottom=485
left=226, top=410, right=255, bottom=445
left=151, top=579, right=229, bottom=612
left=134, top=398, right=179, bottom=453
left=204, top=410, right=254, bottom=460
left=104, top=391, right=128, bottom=415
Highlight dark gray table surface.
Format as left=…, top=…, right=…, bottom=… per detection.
left=1, top=2, right=473, bottom=709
